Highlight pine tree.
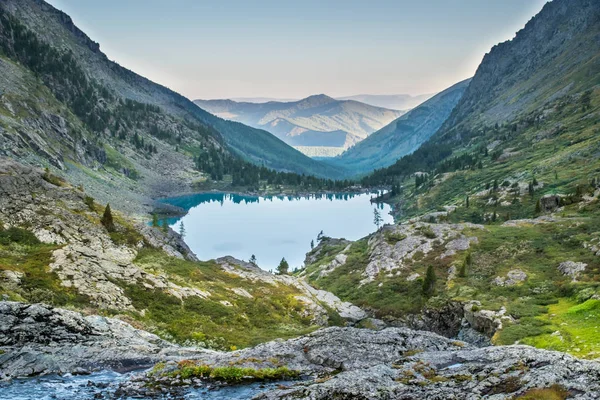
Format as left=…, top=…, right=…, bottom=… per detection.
left=179, top=221, right=186, bottom=238
left=310, top=240, right=314, bottom=250
left=317, top=230, right=324, bottom=242
left=249, top=254, right=257, bottom=265
left=466, top=195, right=470, bottom=208
left=277, top=258, right=289, bottom=275
left=422, top=265, right=436, bottom=297
left=162, top=218, right=169, bottom=234
left=152, top=213, right=159, bottom=227
left=373, top=208, right=383, bottom=230
left=535, top=199, right=542, bottom=214
left=100, top=204, right=115, bottom=232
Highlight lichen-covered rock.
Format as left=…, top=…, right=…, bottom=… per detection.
left=493, top=269, right=528, bottom=286
left=557, top=260, right=587, bottom=281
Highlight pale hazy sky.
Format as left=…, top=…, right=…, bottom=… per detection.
left=46, top=0, right=547, bottom=100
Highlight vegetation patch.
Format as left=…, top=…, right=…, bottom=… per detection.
left=167, top=360, right=299, bottom=382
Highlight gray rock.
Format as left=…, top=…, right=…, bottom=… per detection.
left=0, top=302, right=206, bottom=379
left=558, top=261, right=587, bottom=281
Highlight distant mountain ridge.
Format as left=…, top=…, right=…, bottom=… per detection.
left=336, top=93, right=435, bottom=111
left=325, top=79, right=471, bottom=174
left=194, top=95, right=404, bottom=155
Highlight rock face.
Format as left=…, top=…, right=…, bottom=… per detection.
left=128, top=326, right=600, bottom=400
left=362, top=222, right=482, bottom=284
left=0, top=302, right=204, bottom=379
left=493, top=269, right=528, bottom=286
left=255, top=343, right=600, bottom=400
left=216, top=257, right=367, bottom=323
left=558, top=261, right=587, bottom=281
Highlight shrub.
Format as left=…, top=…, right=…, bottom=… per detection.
left=0, top=227, right=41, bottom=246
left=84, top=196, right=95, bottom=211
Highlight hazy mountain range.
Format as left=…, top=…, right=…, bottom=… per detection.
left=195, top=95, right=404, bottom=156
left=226, top=93, right=434, bottom=111
left=326, top=79, right=471, bottom=174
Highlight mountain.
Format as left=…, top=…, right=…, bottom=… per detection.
left=194, top=95, right=404, bottom=155
left=299, top=0, right=600, bottom=365
left=0, top=0, right=344, bottom=215
left=336, top=93, right=435, bottom=111
left=326, top=79, right=470, bottom=174
left=364, top=0, right=600, bottom=187
left=230, top=96, right=299, bottom=103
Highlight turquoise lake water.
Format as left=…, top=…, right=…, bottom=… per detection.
left=160, top=192, right=393, bottom=271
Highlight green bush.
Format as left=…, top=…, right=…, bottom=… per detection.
left=0, top=227, right=41, bottom=246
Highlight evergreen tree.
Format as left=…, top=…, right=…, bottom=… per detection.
left=152, top=213, right=159, bottom=227
left=422, top=265, right=436, bottom=297
left=179, top=221, right=186, bottom=238
left=310, top=240, right=314, bottom=250
left=373, top=208, right=383, bottom=230
left=535, top=199, right=542, bottom=214
left=162, top=218, right=169, bottom=234
left=492, top=211, right=497, bottom=222
left=277, top=258, right=289, bottom=275
left=249, top=254, right=257, bottom=265
left=317, top=230, right=324, bottom=242
left=466, top=195, right=470, bottom=208
left=100, top=204, right=115, bottom=232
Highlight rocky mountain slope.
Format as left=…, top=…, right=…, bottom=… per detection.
left=0, top=0, right=344, bottom=217
left=303, top=0, right=600, bottom=362
left=327, top=79, right=470, bottom=174
left=0, top=157, right=364, bottom=351
left=194, top=95, right=403, bottom=155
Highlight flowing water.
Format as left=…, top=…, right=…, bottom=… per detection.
left=160, top=192, right=393, bottom=270
left=0, top=369, right=296, bottom=399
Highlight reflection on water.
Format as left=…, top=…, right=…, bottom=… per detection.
left=160, top=192, right=393, bottom=271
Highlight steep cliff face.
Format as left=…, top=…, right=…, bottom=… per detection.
left=444, top=0, right=600, bottom=130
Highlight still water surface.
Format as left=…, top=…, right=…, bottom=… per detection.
left=160, top=192, right=393, bottom=270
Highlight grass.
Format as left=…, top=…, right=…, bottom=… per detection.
left=0, top=227, right=90, bottom=307
left=118, top=247, right=325, bottom=349
left=514, top=385, right=568, bottom=400
left=167, top=360, right=299, bottom=382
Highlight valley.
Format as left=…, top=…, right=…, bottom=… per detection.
left=1, top=0, right=600, bottom=399
left=195, top=95, right=404, bottom=157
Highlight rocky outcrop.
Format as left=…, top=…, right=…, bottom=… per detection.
left=493, top=269, right=528, bottom=286
left=0, top=302, right=205, bottom=379
left=216, top=257, right=366, bottom=323
left=256, top=344, right=600, bottom=400
left=122, top=326, right=600, bottom=399
left=362, top=222, right=483, bottom=284
left=558, top=261, right=587, bottom=281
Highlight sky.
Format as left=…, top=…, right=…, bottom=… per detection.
left=46, top=0, right=547, bottom=100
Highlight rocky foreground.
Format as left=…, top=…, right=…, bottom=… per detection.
left=2, top=301, right=600, bottom=399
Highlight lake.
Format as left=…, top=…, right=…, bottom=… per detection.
left=159, top=192, right=393, bottom=271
